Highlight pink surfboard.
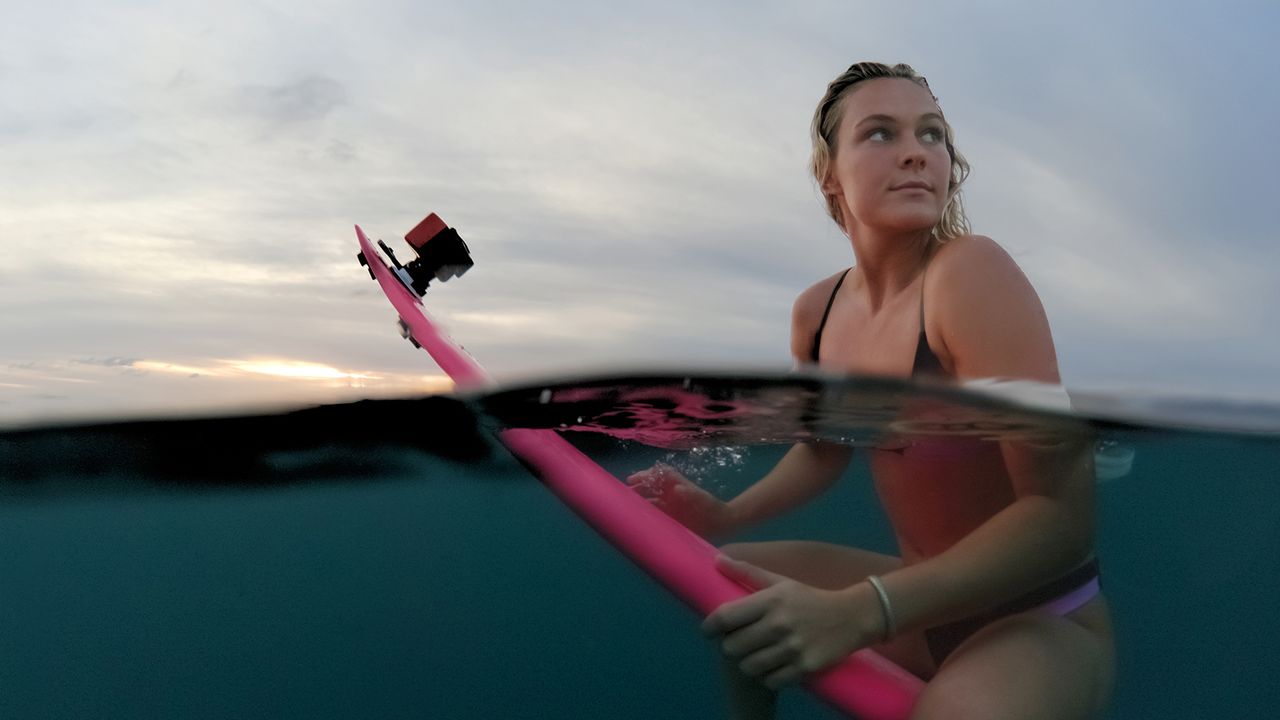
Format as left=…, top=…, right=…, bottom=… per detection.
left=356, top=220, right=923, bottom=719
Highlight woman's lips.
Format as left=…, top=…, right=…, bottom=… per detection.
left=891, top=181, right=933, bottom=191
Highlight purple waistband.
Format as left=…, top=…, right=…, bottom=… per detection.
left=1038, top=577, right=1101, bottom=617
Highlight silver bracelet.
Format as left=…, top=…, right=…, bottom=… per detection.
left=865, top=575, right=897, bottom=642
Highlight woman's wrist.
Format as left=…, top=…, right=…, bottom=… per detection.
left=838, top=579, right=892, bottom=650
left=864, top=574, right=897, bottom=642
left=719, top=498, right=748, bottom=537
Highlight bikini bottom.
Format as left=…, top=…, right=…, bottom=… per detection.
left=922, top=557, right=1101, bottom=666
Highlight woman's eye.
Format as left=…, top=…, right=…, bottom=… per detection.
left=921, top=127, right=944, bottom=143
left=868, top=128, right=891, bottom=142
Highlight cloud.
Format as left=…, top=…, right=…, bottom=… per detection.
left=0, top=355, right=452, bottom=427
left=1, top=0, right=1277, bottom=424
left=239, top=75, right=347, bottom=126
left=74, top=357, right=141, bottom=368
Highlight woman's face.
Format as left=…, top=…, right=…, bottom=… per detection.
left=825, top=78, right=953, bottom=237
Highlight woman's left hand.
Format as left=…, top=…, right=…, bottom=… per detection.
left=702, top=555, right=883, bottom=689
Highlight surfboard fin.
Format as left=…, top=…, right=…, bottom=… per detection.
left=396, top=318, right=422, bottom=349
left=356, top=251, right=376, bottom=280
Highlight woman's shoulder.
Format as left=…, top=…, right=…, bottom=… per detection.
left=790, top=269, right=850, bottom=362
left=927, top=234, right=1059, bottom=382
left=927, top=234, right=1034, bottom=307
left=930, top=234, right=1018, bottom=276
left=788, top=266, right=849, bottom=325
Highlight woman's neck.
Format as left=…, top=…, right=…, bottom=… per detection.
left=846, top=228, right=934, bottom=312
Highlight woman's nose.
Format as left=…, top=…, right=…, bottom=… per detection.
left=901, top=139, right=927, bottom=167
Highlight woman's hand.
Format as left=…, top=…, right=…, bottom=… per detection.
left=702, top=556, right=883, bottom=689
left=626, top=463, right=737, bottom=539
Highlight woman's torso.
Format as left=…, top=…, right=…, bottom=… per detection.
left=807, top=252, right=1017, bottom=565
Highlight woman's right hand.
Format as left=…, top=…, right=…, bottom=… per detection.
left=626, top=462, right=738, bottom=539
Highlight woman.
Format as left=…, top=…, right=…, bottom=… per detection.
left=628, top=63, right=1114, bottom=720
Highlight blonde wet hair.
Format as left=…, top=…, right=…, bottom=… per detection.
left=810, top=62, right=971, bottom=240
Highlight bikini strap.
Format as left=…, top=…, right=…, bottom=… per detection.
left=811, top=268, right=852, bottom=363
left=919, top=257, right=928, bottom=336
left=911, top=248, right=948, bottom=377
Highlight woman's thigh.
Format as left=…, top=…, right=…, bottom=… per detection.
left=718, top=540, right=938, bottom=679
left=719, top=540, right=899, bottom=589
left=914, top=608, right=1115, bottom=720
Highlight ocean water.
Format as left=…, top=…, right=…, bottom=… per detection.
left=2, top=376, right=1278, bottom=719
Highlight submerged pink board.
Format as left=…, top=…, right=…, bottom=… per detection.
left=356, top=223, right=923, bottom=719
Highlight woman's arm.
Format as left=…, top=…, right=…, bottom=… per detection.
left=874, top=438, right=1096, bottom=633
left=872, top=235, right=1096, bottom=631
left=629, top=430, right=854, bottom=539
left=703, top=434, right=1096, bottom=689
left=631, top=272, right=857, bottom=539
left=725, top=441, right=854, bottom=529
left=703, top=236, right=1100, bottom=687
left=721, top=269, right=862, bottom=525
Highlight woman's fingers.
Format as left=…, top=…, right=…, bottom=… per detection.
left=626, top=469, right=666, bottom=498
left=627, top=464, right=734, bottom=538
left=702, top=594, right=770, bottom=637
left=628, top=480, right=658, bottom=499
left=704, top=559, right=793, bottom=639
left=720, top=616, right=788, bottom=659
left=625, top=472, right=654, bottom=487
left=627, top=465, right=675, bottom=491
left=738, top=642, right=795, bottom=678
left=763, top=664, right=805, bottom=690
left=715, top=556, right=786, bottom=590
left=701, top=564, right=865, bottom=690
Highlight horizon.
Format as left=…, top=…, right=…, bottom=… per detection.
left=3, top=1, right=1278, bottom=426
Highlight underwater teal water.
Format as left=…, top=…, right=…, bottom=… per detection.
left=2, top=381, right=1278, bottom=719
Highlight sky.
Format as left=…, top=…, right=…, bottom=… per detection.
left=2, top=0, right=1278, bottom=426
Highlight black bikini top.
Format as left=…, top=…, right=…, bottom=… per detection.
left=810, top=266, right=946, bottom=377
